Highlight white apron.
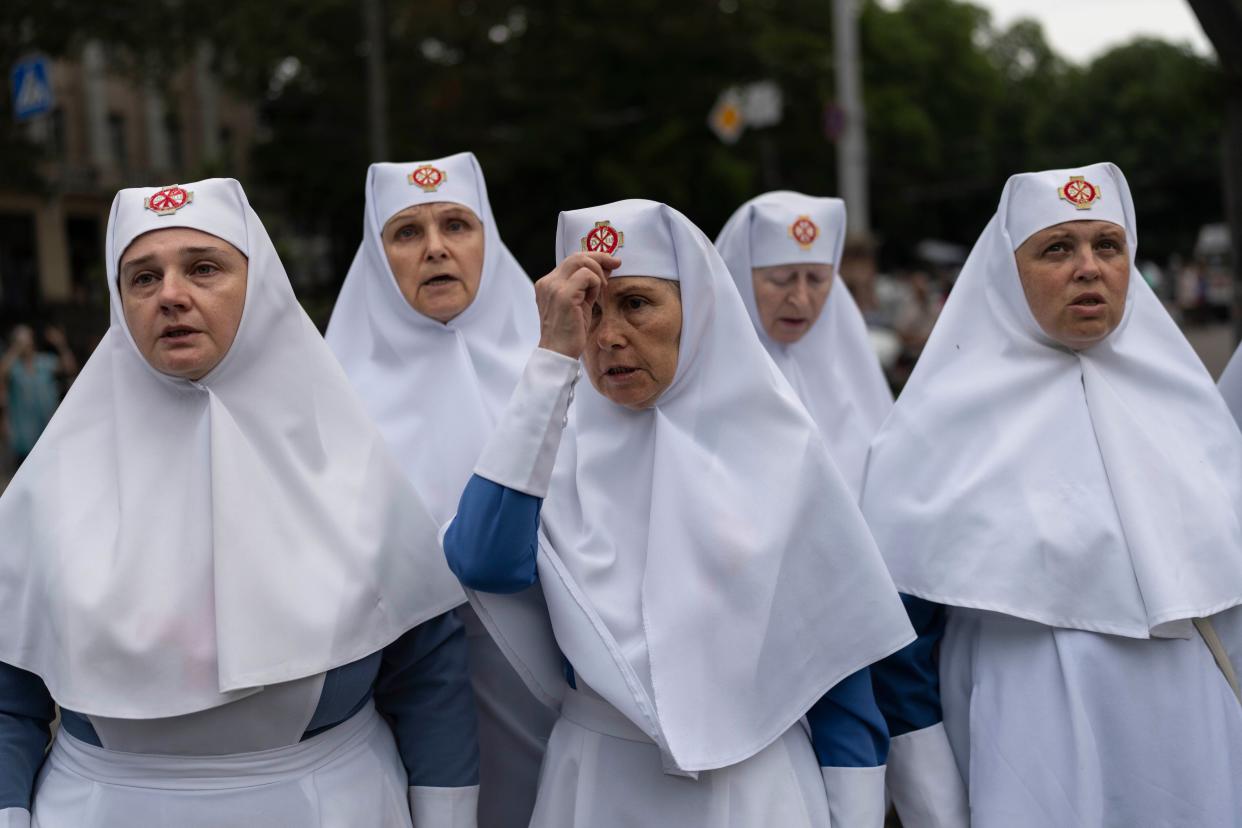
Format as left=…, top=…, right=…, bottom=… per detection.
left=940, top=608, right=1242, bottom=828
left=31, top=703, right=412, bottom=828
left=529, top=684, right=830, bottom=828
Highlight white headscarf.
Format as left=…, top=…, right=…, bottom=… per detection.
left=326, top=152, right=538, bottom=523
left=533, top=199, right=913, bottom=770
left=861, top=163, right=1242, bottom=638
left=0, top=178, right=463, bottom=719
left=715, top=191, right=893, bottom=496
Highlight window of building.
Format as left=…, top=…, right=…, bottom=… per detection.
left=0, top=212, right=41, bottom=321
left=107, top=112, right=127, bottom=170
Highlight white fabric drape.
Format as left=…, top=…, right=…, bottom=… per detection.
left=715, top=191, right=892, bottom=496
left=0, top=178, right=462, bottom=718
left=861, top=162, right=1242, bottom=638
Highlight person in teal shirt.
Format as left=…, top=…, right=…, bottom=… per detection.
left=0, top=324, right=77, bottom=467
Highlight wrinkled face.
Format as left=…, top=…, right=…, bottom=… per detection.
left=383, top=202, right=485, bottom=323
left=1015, top=220, right=1129, bottom=350
left=583, top=276, right=682, bottom=410
left=751, top=263, right=834, bottom=344
left=119, top=228, right=248, bottom=381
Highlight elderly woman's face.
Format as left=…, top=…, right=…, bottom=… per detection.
left=118, top=228, right=248, bottom=380
left=584, top=276, right=682, bottom=410
left=383, top=202, right=484, bottom=323
left=1015, top=220, right=1129, bottom=350
left=751, top=263, right=834, bottom=344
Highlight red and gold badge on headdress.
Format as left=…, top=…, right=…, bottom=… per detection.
left=409, top=164, right=446, bottom=192
left=581, top=221, right=624, bottom=254
left=789, top=215, right=819, bottom=250
left=1058, top=175, right=1101, bottom=210
left=144, top=185, right=193, bottom=216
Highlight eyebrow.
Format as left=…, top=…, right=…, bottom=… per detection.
left=120, top=252, right=158, bottom=272
left=434, top=206, right=476, bottom=221
left=120, top=245, right=232, bottom=274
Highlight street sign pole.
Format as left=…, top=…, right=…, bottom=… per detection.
left=831, top=0, right=871, bottom=241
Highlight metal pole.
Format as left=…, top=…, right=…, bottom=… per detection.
left=832, top=0, right=871, bottom=240
left=195, top=42, right=221, bottom=165
left=364, top=0, right=389, bottom=161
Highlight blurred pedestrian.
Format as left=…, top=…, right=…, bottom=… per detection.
left=326, top=152, right=548, bottom=828
left=0, top=324, right=76, bottom=469
left=863, top=163, right=1242, bottom=827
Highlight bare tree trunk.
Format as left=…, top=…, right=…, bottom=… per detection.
left=363, top=0, right=389, bottom=162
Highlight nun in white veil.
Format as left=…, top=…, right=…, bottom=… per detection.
left=716, top=192, right=971, bottom=828
left=863, top=162, right=1242, bottom=827
left=715, top=191, right=891, bottom=496
left=444, top=199, right=916, bottom=826
left=326, top=151, right=552, bottom=828
left=0, top=179, right=477, bottom=828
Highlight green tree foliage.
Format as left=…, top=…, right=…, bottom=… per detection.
left=1065, top=39, right=1223, bottom=260
left=0, top=0, right=1226, bottom=282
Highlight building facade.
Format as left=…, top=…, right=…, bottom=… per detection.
left=1, top=41, right=255, bottom=337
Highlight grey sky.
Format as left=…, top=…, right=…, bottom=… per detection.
left=967, top=0, right=1212, bottom=61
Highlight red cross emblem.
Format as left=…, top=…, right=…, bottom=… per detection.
left=581, top=221, right=624, bottom=254
left=144, top=186, right=193, bottom=216
left=409, top=165, right=446, bottom=192
left=789, top=215, right=819, bottom=250
left=1058, top=176, right=1101, bottom=210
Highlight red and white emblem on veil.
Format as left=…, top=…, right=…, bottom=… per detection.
left=789, top=215, right=819, bottom=250
left=581, top=221, right=624, bottom=254
left=409, top=165, right=446, bottom=192
left=144, top=186, right=193, bottom=216
left=1058, top=176, right=1101, bottom=210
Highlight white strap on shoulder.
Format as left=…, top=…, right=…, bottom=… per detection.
left=1194, top=616, right=1242, bottom=704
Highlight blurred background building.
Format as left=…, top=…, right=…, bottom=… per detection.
left=1, top=39, right=254, bottom=344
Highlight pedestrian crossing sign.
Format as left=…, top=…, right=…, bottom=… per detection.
left=11, top=55, right=54, bottom=122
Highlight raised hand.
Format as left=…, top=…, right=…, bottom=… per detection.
left=535, top=251, right=619, bottom=359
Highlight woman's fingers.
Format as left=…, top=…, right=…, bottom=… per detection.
left=534, top=252, right=618, bottom=358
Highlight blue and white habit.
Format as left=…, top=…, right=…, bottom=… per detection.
left=326, top=151, right=552, bottom=828
left=0, top=179, right=478, bottom=827
left=444, top=199, right=916, bottom=826
left=863, top=163, right=1242, bottom=827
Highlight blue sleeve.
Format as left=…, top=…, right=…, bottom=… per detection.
left=374, top=611, right=480, bottom=788
left=806, top=667, right=889, bottom=768
left=443, top=474, right=542, bottom=594
left=870, top=594, right=947, bottom=737
left=0, top=661, right=55, bottom=811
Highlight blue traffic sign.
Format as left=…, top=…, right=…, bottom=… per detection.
left=11, top=55, right=54, bottom=121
